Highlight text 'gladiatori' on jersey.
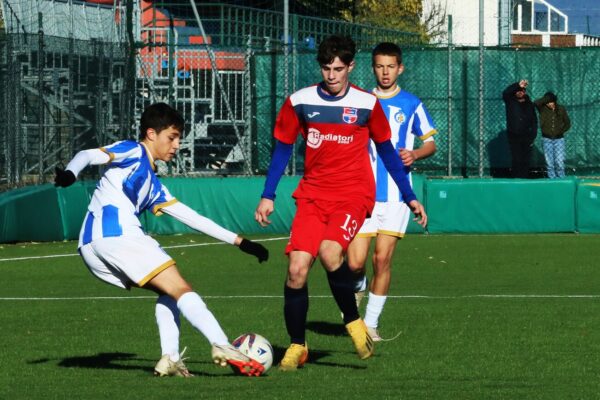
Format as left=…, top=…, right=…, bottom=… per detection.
left=273, top=83, right=392, bottom=203
left=307, top=128, right=354, bottom=148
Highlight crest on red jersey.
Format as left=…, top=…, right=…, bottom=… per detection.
left=342, top=107, right=358, bottom=124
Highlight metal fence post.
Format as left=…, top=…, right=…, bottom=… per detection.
left=38, top=12, right=45, bottom=182
left=447, top=14, right=453, bottom=177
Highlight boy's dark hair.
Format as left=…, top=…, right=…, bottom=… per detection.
left=317, top=35, right=356, bottom=66
left=139, top=102, right=184, bottom=140
left=372, top=42, right=402, bottom=65
left=544, top=91, right=558, bottom=103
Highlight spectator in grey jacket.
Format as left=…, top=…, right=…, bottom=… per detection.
left=534, top=91, right=571, bottom=178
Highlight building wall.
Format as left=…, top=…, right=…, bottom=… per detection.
left=424, top=0, right=507, bottom=46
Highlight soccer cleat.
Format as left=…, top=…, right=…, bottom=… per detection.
left=154, top=347, right=194, bottom=377
left=278, top=343, right=308, bottom=372
left=367, top=326, right=383, bottom=342
left=211, top=344, right=265, bottom=377
left=346, top=319, right=374, bottom=359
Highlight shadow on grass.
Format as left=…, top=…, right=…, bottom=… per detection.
left=28, top=352, right=226, bottom=377
left=272, top=341, right=367, bottom=371
left=306, top=321, right=345, bottom=336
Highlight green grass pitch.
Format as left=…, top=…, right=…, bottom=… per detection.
left=1, top=233, right=600, bottom=399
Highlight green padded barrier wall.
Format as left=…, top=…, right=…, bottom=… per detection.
left=143, top=176, right=300, bottom=236
left=425, top=178, right=577, bottom=233
left=4, top=176, right=598, bottom=243
left=0, top=177, right=302, bottom=243
left=576, top=181, right=600, bottom=234
left=0, top=185, right=64, bottom=242
left=56, top=182, right=96, bottom=239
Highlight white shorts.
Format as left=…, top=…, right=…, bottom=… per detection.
left=79, top=235, right=175, bottom=289
left=357, top=201, right=411, bottom=238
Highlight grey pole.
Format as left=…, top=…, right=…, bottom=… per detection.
left=478, top=0, right=485, bottom=177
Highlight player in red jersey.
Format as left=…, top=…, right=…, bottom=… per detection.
left=254, top=35, right=427, bottom=371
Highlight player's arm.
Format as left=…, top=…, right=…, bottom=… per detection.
left=255, top=139, right=293, bottom=227
left=502, top=81, right=526, bottom=102
left=375, top=140, right=427, bottom=227
left=400, top=139, right=436, bottom=166
left=161, top=202, right=268, bottom=263
left=256, top=97, right=298, bottom=227
left=400, top=102, right=438, bottom=166
left=54, top=148, right=111, bottom=187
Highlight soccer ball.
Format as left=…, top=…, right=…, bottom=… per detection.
left=232, top=333, right=274, bottom=371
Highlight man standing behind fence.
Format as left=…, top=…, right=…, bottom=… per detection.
left=534, top=91, right=571, bottom=179
left=502, top=80, right=538, bottom=178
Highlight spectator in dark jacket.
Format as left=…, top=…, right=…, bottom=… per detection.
left=502, top=80, right=538, bottom=178
left=534, top=91, right=571, bottom=178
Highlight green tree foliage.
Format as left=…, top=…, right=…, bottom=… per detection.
left=340, top=0, right=430, bottom=41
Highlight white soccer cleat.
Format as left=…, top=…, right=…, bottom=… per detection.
left=367, top=326, right=383, bottom=342
left=154, top=347, right=194, bottom=377
left=211, top=343, right=265, bottom=377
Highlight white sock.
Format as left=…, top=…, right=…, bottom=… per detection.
left=364, top=292, right=387, bottom=328
left=155, top=295, right=181, bottom=361
left=177, top=291, right=229, bottom=346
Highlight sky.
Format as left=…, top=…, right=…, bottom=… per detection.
left=548, top=0, right=600, bottom=35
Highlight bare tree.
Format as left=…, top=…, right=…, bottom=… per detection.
left=422, top=0, right=448, bottom=43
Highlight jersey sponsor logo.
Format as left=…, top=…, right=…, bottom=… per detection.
left=306, top=127, right=354, bottom=149
left=342, top=107, right=358, bottom=124
left=307, top=111, right=320, bottom=119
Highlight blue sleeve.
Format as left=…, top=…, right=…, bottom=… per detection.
left=374, top=140, right=417, bottom=203
left=261, top=140, right=293, bottom=200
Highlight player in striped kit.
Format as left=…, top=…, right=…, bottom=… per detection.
left=254, top=36, right=427, bottom=371
left=347, top=42, right=438, bottom=341
left=54, top=103, right=269, bottom=377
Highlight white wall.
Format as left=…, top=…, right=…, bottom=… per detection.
left=424, top=0, right=505, bottom=46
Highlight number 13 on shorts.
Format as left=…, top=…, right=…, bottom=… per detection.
left=340, top=213, right=358, bottom=241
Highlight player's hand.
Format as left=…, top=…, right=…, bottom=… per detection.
left=255, top=198, right=274, bottom=227
left=239, top=239, right=269, bottom=263
left=408, top=200, right=427, bottom=228
left=54, top=167, right=76, bottom=187
left=399, top=148, right=416, bottom=166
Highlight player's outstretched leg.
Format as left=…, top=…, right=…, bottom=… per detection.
left=279, top=343, right=309, bottom=372
left=211, top=344, right=265, bottom=376
left=154, top=347, right=194, bottom=377
left=346, top=319, right=374, bottom=359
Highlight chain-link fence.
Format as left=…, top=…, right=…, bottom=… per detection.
left=1, top=0, right=599, bottom=190
left=254, top=46, right=600, bottom=178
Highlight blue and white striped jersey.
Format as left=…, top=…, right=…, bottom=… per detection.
left=78, top=140, right=177, bottom=247
left=369, top=87, right=437, bottom=202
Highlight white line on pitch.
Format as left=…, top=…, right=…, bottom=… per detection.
left=2, top=294, right=600, bottom=301
left=0, top=236, right=289, bottom=263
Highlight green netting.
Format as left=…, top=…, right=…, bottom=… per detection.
left=254, top=46, right=600, bottom=177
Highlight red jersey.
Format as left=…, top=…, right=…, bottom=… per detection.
left=274, top=83, right=391, bottom=203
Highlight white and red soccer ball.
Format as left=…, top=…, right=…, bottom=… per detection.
left=232, top=333, right=274, bottom=372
